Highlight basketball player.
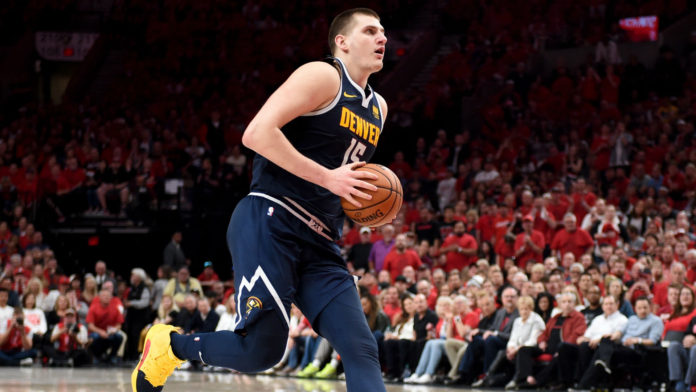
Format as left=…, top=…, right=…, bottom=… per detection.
left=132, top=8, right=388, bottom=392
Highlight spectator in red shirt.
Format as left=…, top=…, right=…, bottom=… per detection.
left=382, top=286, right=402, bottom=325
left=0, top=307, right=35, bottom=366
left=570, top=178, right=597, bottom=223
left=551, top=213, right=594, bottom=260
left=197, top=261, right=220, bottom=289
left=439, top=221, right=478, bottom=273
left=514, top=215, right=546, bottom=269
left=45, top=307, right=90, bottom=367
left=383, top=234, right=423, bottom=283
left=546, top=183, right=570, bottom=227
left=86, top=288, right=124, bottom=363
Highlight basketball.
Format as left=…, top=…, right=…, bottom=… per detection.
left=341, top=163, right=403, bottom=228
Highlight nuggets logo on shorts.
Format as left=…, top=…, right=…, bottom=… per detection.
left=245, top=296, right=263, bottom=316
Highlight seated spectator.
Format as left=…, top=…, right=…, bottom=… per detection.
left=347, top=227, right=374, bottom=273
left=0, top=288, right=12, bottom=327
left=20, top=293, right=46, bottom=349
left=563, top=295, right=628, bottom=386
left=154, top=294, right=179, bottom=326
left=175, top=294, right=199, bottom=332
left=664, top=286, right=696, bottom=344
left=457, top=287, right=519, bottom=384
left=197, top=261, right=219, bottom=290
left=381, top=286, right=402, bottom=325
left=274, top=305, right=304, bottom=375
left=606, top=276, right=634, bottom=317
left=189, top=297, right=219, bottom=334
left=514, top=292, right=587, bottom=389
left=46, top=307, right=90, bottom=367
left=577, top=296, right=663, bottom=390
left=405, top=296, right=454, bottom=384
left=666, top=286, right=696, bottom=390
left=535, top=292, right=555, bottom=322
left=124, top=268, right=151, bottom=360
left=383, top=234, right=422, bottom=283
left=582, top=285, right=604, bottom=325
left=443, top=295, right=479, bottom=383
left=551, top=213, right=594, bottom=260
left=164, top=266, right=203, bottom=308
left=479, top=295, right=545, bottom=388
left=86, top=288, right=124, bottom=364
left=215, top=295, right=237, bottom=332
left=383, top=296, right=416, bottom=382
left=0, top=307, right=36, bottom=366
left=23, top=278, right=47, bottom=312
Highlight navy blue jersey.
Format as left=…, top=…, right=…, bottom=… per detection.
left=250, top=57, right=385, bottom=239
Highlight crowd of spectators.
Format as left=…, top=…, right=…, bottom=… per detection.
left=2, top=1, right=696, bottom=391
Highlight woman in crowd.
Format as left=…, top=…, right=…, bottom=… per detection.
left=45, top=294, right=70, bottom=332
left=215, top=295, right=236, bottom=331
left=21, top=292, right=47, bottom=348
left=383, top=296, right=416, bottom=382
left=80, top=276, right=98, bottom=306
left=535, top=292, right=554, bottom=322
left=607, top=276, right=635, bottom=317
left=404, top=296, right=454, bottom=383
left=478, top=295, right=545, bottom=388
left=666, top=286, right=696, bottom=391
left=24, top=278, right=46, bottom=311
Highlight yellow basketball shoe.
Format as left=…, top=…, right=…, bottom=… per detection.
left=131, top=324, right=186, bottom=392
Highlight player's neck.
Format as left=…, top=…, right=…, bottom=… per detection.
left=337, top=56, right=370, bottom=89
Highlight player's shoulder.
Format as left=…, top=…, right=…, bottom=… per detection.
left=290, top=61, right=340, bottom=86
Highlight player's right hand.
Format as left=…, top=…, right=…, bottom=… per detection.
left=324, top=161, right=378, bottom=208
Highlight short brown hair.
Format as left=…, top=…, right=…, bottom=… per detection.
left=328, top=8, right=380, bottom=55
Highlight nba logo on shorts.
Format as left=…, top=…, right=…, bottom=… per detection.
left=267, top=207, right=274, bottom=216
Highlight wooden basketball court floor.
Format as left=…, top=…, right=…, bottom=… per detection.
left=0, top=367, right=484, bottom=392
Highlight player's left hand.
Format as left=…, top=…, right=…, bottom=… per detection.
left=324, top=162, right=378, bottom=207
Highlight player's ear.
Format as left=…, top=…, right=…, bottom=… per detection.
left=335, top=34, right=348, bottom=53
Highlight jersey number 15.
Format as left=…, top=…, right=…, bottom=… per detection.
left=341, top=137, right=367, bottom=166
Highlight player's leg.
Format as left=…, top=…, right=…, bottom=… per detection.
left=132, top=196, right=297, bottom=392
left=312, top=286, right=386, bottom=392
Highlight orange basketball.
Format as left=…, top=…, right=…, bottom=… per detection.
left=341, top=163, right=403, bottom=228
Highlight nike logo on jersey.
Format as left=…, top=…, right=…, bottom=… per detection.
left=343, top=91, right=358, bottom=98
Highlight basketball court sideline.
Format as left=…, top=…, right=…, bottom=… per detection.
left=0, top=367, right=485, bottom=392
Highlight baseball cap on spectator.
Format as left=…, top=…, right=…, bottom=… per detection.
left=203, top=261, right=213, bottom=268
left=64, top=308, right=76, bottom=315
left=552, top=183, right=564, bottom=192
left=59, top=276, right=70, bottom=285
left=523, top=214, right=534, bottom=222
left=640, top=268, right=652, bottom=277
left=676, top=228, right=687, bottom=238
left=418, top=264, right=429, bottom=271
left=395, top=275, right=408, bottom=283
left=360, top=227, right=371, bottom=235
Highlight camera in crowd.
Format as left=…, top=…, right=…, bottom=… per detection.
left=66, top=323, right=80, bottom=334
left=16, top=317, right=23, bottom=326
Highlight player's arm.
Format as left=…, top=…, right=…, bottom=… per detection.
left=242, top=61, right=377, bottom=207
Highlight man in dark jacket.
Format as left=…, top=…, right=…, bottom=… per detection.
left=458, top=286, right=519, bottom=383
left=190, top=298, right=220, bottom=334
left=512, top=291, right=587, bottom=388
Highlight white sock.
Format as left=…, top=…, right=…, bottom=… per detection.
left=312, top=359, right=321, bottom=368
left=329, top=358, right=339, bottom=368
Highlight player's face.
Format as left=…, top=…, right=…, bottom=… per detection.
left=344, top=14, right=386, bottom=72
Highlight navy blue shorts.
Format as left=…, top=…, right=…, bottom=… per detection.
left=226, top=192, right=355, bottom=333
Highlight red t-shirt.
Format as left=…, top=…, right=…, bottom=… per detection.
left=1, top=321, right=31, bottom=351
left=441, top=233, right=478, bottom=273
left=551, top=228, right=594, bottom=259
left=383, top=249, right=422, bottom=283
left=197, top=272, right=220, bottom=283
left=571, top=192, right=597, bottom=223
left=514, top=230, right=546, bottom=269
left=86, top=300, right=125, bottom=330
